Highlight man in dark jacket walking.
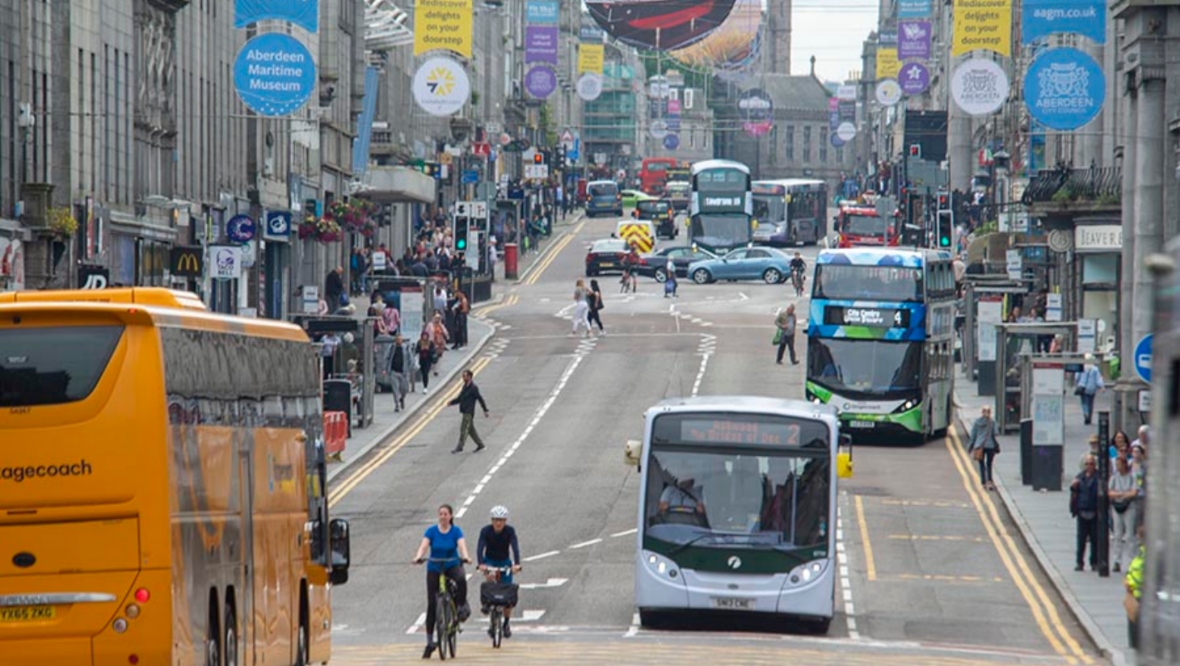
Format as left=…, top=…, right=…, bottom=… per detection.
left=449, top=370, right=489, bottom=453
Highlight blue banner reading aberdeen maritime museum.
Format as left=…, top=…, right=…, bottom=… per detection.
left=235, top=0, right=319, bottom=33
left=1022, top=0, right=1105, bottom=45
left=233, top=33, right=318, bottom=117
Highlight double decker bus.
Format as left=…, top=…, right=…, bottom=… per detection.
left=690, top=159, right=753, bottom=253
left=638, top=157, right=679, bottom=195
left=623, top=396, right=850, bottom=633
left=805, top=249, right=957, bottom=441
left=751, top=179, right=828, bottom=247
left=1140, top=239, right=1180, bottom=664
left=0, top=288, right=351, bottom=666
left=834, top=202, right=899, bottom=248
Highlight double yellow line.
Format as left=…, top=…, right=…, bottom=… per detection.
left=524, top=221, right=585, bottom=286
left=945, top=426, right=1092, bottom=665
left=475, top=293, right=518, bottom=317
left=328, top=355, right=493, bottom=508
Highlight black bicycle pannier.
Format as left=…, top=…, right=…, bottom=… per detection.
left=480, top=581, right=519, bottom=607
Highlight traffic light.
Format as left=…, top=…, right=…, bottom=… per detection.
left=909, top=144, right=921, bottom=158
left=453, top=218, right=468, bottom=252
left=533, top=152, right=544, bottom=165
left=936, top=192, right=953, bottom=248
left=937, top=193, right=950, bottom=211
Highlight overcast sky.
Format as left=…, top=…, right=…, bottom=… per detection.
left=789, top=0, right=879, bottom=82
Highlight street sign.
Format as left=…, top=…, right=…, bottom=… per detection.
left=560, top=129, right=575, bottom=147
left=524, top=164, right=549, bottom=180
left=461, top=169, right=479, bottom=184
left=1134, top=333, right=1153, bottom=383
left=455, top=201, right=488, bottom=218
left=227, top=214, right=256, bottom=243
left=472, top=142, right=490, bottom=157
left=1006, top=249, right=1022, bottom=281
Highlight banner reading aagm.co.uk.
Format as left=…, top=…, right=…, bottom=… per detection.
left=235, top=0, right=318, bottom=33
left=414, top=0, right=474, bottom=59
left=952, top=0, right=1012, bottom=57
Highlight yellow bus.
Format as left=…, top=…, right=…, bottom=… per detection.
left=0, top=288, right=351, bottom=666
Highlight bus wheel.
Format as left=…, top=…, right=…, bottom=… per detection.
left=205, top=596, right=220, bottom=666
left=692, top=269, right=711, bottom=285
left=810, top=616, right=832, bottom=634
left=295, top=593, right=308, bottom=666
left=224, top=603, right=238, bottom=666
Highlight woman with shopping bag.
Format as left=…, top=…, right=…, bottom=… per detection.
left=969, top=406, right=1000, bottom=491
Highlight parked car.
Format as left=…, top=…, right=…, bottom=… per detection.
left=687, top=246, right=795, bottom=285
left=586, top=238, right=642, bottom=276
left=635, top=245, right=719, bottom=282
left=620, top=189, right=656, bottom=208
left=664, top=181, right=690, bottom=211
left=586, top=180, right=624, bottom=217
left=635, top=199, right=678, bottom=239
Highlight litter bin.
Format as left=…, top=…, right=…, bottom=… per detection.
left=1030, top=444, right=1063, bottom=492
left=504, top=243, right=519, bottom=280
left=323, top=379, right=353, bottom=437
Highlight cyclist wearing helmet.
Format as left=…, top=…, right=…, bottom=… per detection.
left=477, top=505, right=522, bottom=638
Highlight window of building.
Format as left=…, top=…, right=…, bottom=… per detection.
left=820, top=128, right=828, bottom=163
left=684, top=88, right=695, bottom=109
left=803, top=126, right=812, bottom=163
left=785, top=125, right=794, bottom=161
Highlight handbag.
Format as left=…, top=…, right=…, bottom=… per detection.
left=1069, top=487, right=1079, bottom=517
left=772, top=329, right=783, bottom=346
left=1112, top=498, right=1133, bottom=513
left=1074, top=385, right=1085, bottom=396
left=972, top=447, right=984, bottom=462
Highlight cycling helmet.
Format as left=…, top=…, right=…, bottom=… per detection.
left=490, top=505, right=510, bottom=519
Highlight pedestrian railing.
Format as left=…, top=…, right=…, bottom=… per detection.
left=1022, top=166, right=1122, bottom=206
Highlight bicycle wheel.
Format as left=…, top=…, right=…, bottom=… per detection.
left=444, top=600, right=458, bottom=659
left=491, top=608, right=502, bottom=649
left=435, top=594, right=450, bottom=661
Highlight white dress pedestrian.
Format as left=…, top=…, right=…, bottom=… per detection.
left=572, top=286, right=591, bottom=337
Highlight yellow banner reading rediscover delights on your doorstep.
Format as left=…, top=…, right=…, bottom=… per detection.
left=414, top=0, right=473, bottom=59
left=952, top=0, right=1011, bottom=57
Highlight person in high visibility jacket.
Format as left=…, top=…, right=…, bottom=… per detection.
left=1125, top=525, right=1145, bottom=650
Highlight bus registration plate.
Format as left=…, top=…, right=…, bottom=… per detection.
left=712, top=597, right=752, bottom=610
left=0, top=606, right=55, bottom=623
left=849, top=421, right=875, bottom=429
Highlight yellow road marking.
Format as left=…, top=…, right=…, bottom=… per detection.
left=880, top=499, right=974, bottom=509
left=328, top=355, right=493, bottom=507
left=945, top=427, right=1088, bottom=665
left=475, top=293, right=518, bottom=316
left=895, top=573, right=1005, bottom=583
left=525, top=233, right=576, bottom=286
left=854, top=495, right=877, bottom=582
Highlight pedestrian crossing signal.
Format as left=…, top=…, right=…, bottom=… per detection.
left=533, top=153, right=544, bottom=164
left=456, top=235, right=468, bottom=251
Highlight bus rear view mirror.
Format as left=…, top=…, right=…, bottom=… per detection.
left=329, top=518, right=351, bottom=586
left=624, top=439, right=642, bottom=468
left=837, top=434, right=854, bottom=479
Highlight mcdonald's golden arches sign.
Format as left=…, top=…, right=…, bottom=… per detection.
left=170, top=246, right=203, bottom=278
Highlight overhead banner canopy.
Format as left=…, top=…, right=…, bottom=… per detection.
left=952, top=0, right=1012, bottom=57
left=669, top=0, right=762, bottom=70
left=585, top=0, right=738, bottom=52
left=413, top=0, right=474, bottom=59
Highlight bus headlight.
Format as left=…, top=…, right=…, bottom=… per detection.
left=787, top=560, right=829, bottom=586
left=894, top=399, right=919, bottom=413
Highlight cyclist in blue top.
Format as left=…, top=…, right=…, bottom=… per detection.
left=412, top=504, right=472, bottom=659
left=477, top=505, right=522, bottom=638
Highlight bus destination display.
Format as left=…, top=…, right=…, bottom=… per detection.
left=823, top=305, right=910, bottom=328
left=679, top=419, right=801, bottom=446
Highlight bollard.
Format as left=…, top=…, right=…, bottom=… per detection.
left=504, top=243, right=519, bottom=280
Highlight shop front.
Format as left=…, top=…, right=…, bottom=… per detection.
left=108, top=211, right=179, bottom=287
left=1074, top=220, right=1121, bottom=354
left=0, top=219, right=27, bottom=292
left=263, top=211, right=293, bottom=320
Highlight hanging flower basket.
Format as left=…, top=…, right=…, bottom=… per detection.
left=47, top=207, right=78, bottom=238
left=297, top=215, right=343, bottom=244
left=325, top=199, right=379, bottom=238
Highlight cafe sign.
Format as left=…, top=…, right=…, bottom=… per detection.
left=1074, top=224, right=1122, bottom=252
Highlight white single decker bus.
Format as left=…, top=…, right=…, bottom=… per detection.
left=624, top=396, right=851, bottom=633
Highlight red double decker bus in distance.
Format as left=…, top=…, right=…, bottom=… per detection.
left=835, top=203, right=899, bottom=248
left=638, top=157, right=678, bottom=196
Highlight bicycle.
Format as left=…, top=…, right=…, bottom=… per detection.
left=416, top=557, right=469, bottom=661
left=480, top=565, right=519, bottom=648
left=791, top=268, right=806, bottom=297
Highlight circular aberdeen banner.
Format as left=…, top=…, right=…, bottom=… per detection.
left=412, top=56, right=471, bottom=116
left=951, top=57, right=1010, bottom=117
left=737, top=88, right=774, bottom=137
left=233, top=33, right=317, bottom=117
left=576, top=73, right=603, bottom=101
left=899, top=61, right=930, bottom=96
left=1024, top=47, right=1105, bottom=131
left=836, top=121, right=857, bottom=142
left=875, top=79, right=902, bottom=107
left=525, top=65, right=557, bottom=99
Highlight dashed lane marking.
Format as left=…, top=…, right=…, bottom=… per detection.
left=887, top=535, right=988, bottom=543
left=836, top=492, right=861, bottom=640
left=523, top=550, right=561, bottom=563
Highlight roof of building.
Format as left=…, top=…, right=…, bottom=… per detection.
left=741, top=74, right=833, bottom=113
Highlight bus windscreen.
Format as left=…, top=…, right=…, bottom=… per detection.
left=807, top=338, right=923, bottom=394
left=843, top=214, right=888, bottom=237
left=814, top=264, right=923, bottom=302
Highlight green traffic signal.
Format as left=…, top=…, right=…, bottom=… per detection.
left=456, top=237, right=468, bottom=251
left=939, top=235, right=951, bottom=247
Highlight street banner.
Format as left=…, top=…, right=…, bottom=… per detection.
left=875, top=48, right=901, bottom=79
left=1023, top=47, right=1105, bottom=131
left=413, top=0, right=473, bottom=59
left=578, top=43, right=605, bottom=74
left=898, top=21, right=932, bottom=61
left=875, top=79, right=902, bottom=107
left=1022, top=0, right=1104, bottom=45
left=233, top=33, right=317, bottom=117
left=952, top=0, right=1012, bottom=57
left=412, top=56, right=471, bottom=116
left=525, top=26, right=559, bottom=64
left=951, top=57, right=1010, bottom=116
left=235, top=0, right=318, bottom=33
left=576, top=73, right=603, bottom=101
left=898, top=0, right=932, bottom=18
left=525, top=65, right=557, bottom=99
left=738, top=88, right=773, bottom=137
left=526, top=0, right=559, bottom=25
left=899, top=61, right=931, bottom=96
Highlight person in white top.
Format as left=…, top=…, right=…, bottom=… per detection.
left=571, top=279, right=592, bottom=338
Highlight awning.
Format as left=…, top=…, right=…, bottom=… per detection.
left=108, top=209, right=179, bottom=243
left=361, top=166, right=437, bottom=204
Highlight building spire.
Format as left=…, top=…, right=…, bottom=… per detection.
left=810, top=55, right=817, bottom=77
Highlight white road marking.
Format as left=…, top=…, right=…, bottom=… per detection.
left=837, top=492, right=862, bottom=640
left=739, top=292, right=749, bottom=301
left=624, top=613, right=641, bottom=638
left=611, top=528, right=638, bottom=538
left=518, top=578, right=569, bottom=590
left=516, top=610, right=547, bottom=622
left=407, top=612, right=426, bottom=634
left=691, top=353, right=711, bottom=397
left=523, top=550, right=561, bottom=562
left=569, top=538, right=603, bottom=549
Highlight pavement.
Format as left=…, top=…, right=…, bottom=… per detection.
left=955, top=371, right=1130, bottom=666
left=327, top=210, right=585, bottom=483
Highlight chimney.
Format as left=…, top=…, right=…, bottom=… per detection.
left=810, top=55, right=816, bottom=77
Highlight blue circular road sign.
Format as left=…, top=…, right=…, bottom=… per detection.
left=227, top=214, right=256, bottom=243
left=663, top=133, right=680, bottom=150
left=1134, top=333, right=1153, bottom=383
left=1024, top=47, right=1105, bottom=131
left=233, top=33, right=317, bottom=117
